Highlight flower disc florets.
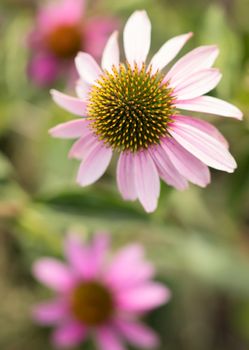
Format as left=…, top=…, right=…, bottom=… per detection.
left=70, top=281, right=114, bottom=326
left=87, top=63, right=174, bottom=152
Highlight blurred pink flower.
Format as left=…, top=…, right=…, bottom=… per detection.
left=32, top=233, right=170, bottom=349
left=28, top=0, right=117, bottom=87
left=49, top=10, right=243, bottom=213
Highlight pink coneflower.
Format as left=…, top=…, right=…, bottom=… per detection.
left=28, top=0, right=116, bottom=86
left=32, top=233, right=170, bottom=349
left=49, top=10, right=243, bottom=212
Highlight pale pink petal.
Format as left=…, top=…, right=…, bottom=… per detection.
left=150, top=145, right=189, bottom=190
left=77, top=143, right=112, bottom=186
left=32, top=258, right=74, bottom=292
left=133, top=151, right=160, bottom=213
left=117, top=152, right=137, bottom=201
left=123, top=10, right=151, bottom=68
left=49, top=119, right=90, bottom=139
left=169, top=120, right=237, bottom=172
left=162, top=137, right=210, bottom=187
left=172, top=69, right=222, bottom=100
left=173, top=115, right=229, bottom=148
left=69, top=133, right=98, bottom=159
left=165, top=45, right=219, bottom=86
left=115, top=319, right=159, bottom=349
left=75, top=52, right=102, bottom=85
left=149, top=32, right=193, bottom=75
left=52, top=321, right=87, bottom=348
left=101, top=31, right=120, bottom=72
left=32, top=299, right=68, bottom=325
left=75, top=79, right=91, bottom=100
left=50, top=90, right=87, bottom=116
left=175, top=95, right=243, bottom=120
left=117, top=282, right=170, bottom=312
left=96, top=326, right=126, bottom=350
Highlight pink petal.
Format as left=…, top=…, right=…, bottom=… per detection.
left=32, top=258, right=74, bottom=292
left=52, top=321, right=87, bottom=348
left=169, top=119, right=237, bottom=172
left=87, top=233, right=110, bottom=278
left=32, top=299, right=68, bottom=325
left=117, top=152, right=137, bottom=201
left=115, top=319, right=159, bottom=349
left=123, top=10, right=151, bottom=68
left=150, top=145, right=189, bottom=190
left=49, top=119, right=90, bottom=139
left=50, top=90, right=87, bottom=116
left=96, top=326, right=125, bottom=350
left=77, top=143, right=112, bottom=186
left=117, top=282, right=170, bottom=312
left=149, top=32, right=193, bottom=75
left=162, top=137, right=210, bottom=187
left=38, top=0, right=85, bottom=30
left=175, top=95, right=243, bottom=120
left=134, top=151, right=160, bottom=213
left=165, top=45, right=219, bottom=86
left=65, top=233, right=108, bottom=281
left=69, top=133, right=99, bottom=159
left=172, top=69, right=222, bottom=100
left=101, top=31, right=120, bottom=72
left=75, top=79, right=91, bottom=100
left=173, top=115, right=229, bottom=148
left=75, top=52, right=102, bottom=85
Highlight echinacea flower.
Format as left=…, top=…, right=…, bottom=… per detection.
left=28, top=0, right=116, bottom=86
left=50, top=10, right=243, bottom=212
left=32, top=233, right=170, bottom=349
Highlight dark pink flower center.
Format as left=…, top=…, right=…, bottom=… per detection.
left=70, top=281, right=114, bottom=326
left=87, top=63, right=175, bottom=152
left=46, top=24, right=82, bottom=59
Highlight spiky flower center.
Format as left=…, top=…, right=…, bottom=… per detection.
left=87, top=63, right=174, bottom=152
left=46, top=24, right=82, bottom=59
left=70, top=281, right=114, bottom=326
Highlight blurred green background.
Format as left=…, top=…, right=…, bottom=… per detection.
left=0, top=0, right=249, bottom=349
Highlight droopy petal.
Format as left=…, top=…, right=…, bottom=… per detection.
left=32, top=258, right=74, bottom=292
left=49, top=119, right=90, bottom=139
left=115, top=319, right=159, bottom=349
left=32, top=299, right=68, bottom=325
left=75, top=52, right=102, bottom=85
left=101, top=31, right=120, bottom=72
left=173, top=115, right=229, bottom=148
left=165, top=45, right=219, bottom=86
left=64, top=234, right=87, bottom=277
left=96, top=326, right=125, bottom=350
left=117, top=282, right=170, bottom=312
left=77, top=143, right=112, bottom=186
left=117, top=152, right=137, bottom=201
left=172, top=69, right=222, bottom=100
left=149, top=32, right=193, bottom=74
left=175, top=95, right=243, bottom=120
left=52, top=321, right=87, bottom=348
left=169, top=119, right=237, bottom=172
left=150, top=145, right=188, bottom=190
left=69, top=133, right=99, bottom=159
left=51, top=90, right=87, bottom=116
left=133, top=151, right=160, bottom=213
left=123, top=10, right=151, bottom=68
left=162, top=137, right=210, bottom=187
